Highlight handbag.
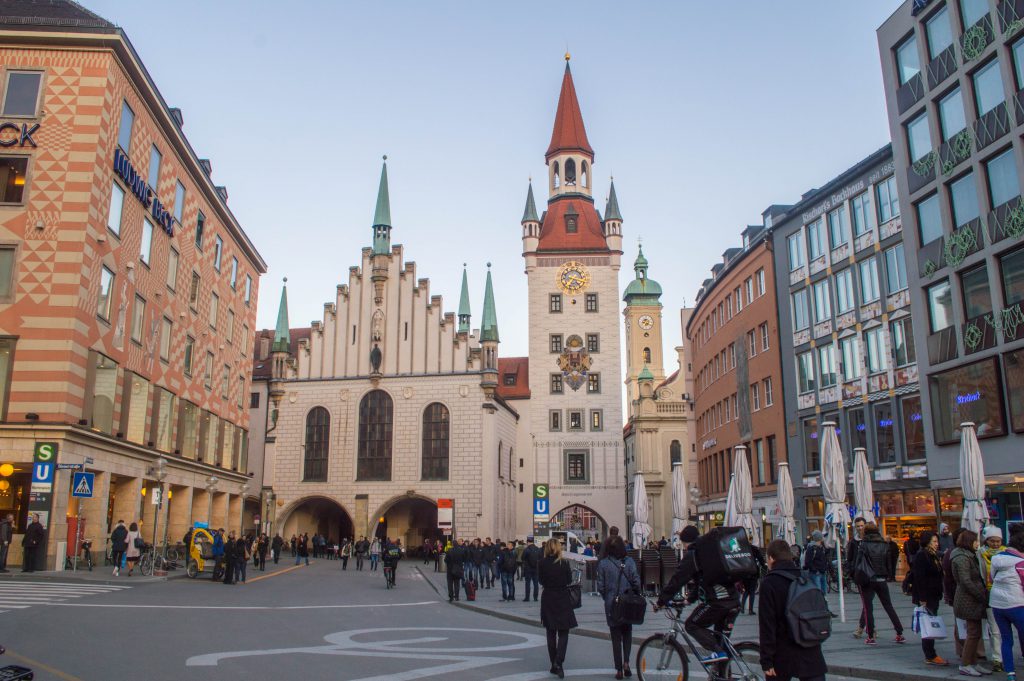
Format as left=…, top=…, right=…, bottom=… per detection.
left=568, top=564, right=583, bottom=609
left=609, top=560, right=647, bottom=625
left=911, top=606, right=947, bottom=639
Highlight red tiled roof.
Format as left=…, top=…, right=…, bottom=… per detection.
left=546, top=64, right=594, bottom=161
left=251, top=327, right=310, bottom=380
left=536, top=198, right=607, bottom=252
left=657, top=369, right=680, bottom=391
left=496, top=357, right=530, bottom=399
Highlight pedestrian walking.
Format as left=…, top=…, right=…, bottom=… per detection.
left=943, top=527, right=968, bottom=659
left=234, top=534, right=249, bottom=584
left=369, top=537, right=381, bottom=571
left=989, top=530, right=1024, bottom=681
left=340, top=539, right=352, bottom=570
left=802, top=530, right=829, bottom=594
left=445, top=538, right=467, bottom=601
left=271, top=533, right=283, bottom=564
left=979, top=525, right=1007, bottom=672
left=125, top=522, right=142, bottom=577
left=938, top=523, right=955, bottom=555
left=596, top=535, right=640, bottom=679
left=256, top=534, right=268, bottom=571
left=289, top=535, right=296, bottom=557
left=515, top=539, right=526, bottom=580
left=910, top=531, right=949, bottom=666
left=0, top=513, right=12, bottom=572
left=481, top=538, right=496, bottom=589
left=886, top=535, right=900, bottom=582
left=903, top=531, right=921, bottom=595
left=498, top=541, right=517, bottom=601
left=522, top=538, right=541, bottom=602
left=296, top=532, right=310, bottom=566
left=853, top=522, right=905, bottom=646
left=758, top=539, right=828, bottom=681
left=740, top=543, right=766, bottom=615
left=469, top=538, right=485, bottom=587
left=848, top=517, right=868, bottom=637
left=109, top=519, right=128, bottom=576
left=355, top=536, right=369, bottom=571
left=952, top=529, right=988, bottom=676
left=223, top=531, right=237, bottom=584
left=20, top=512, right=45, bottom=573
left=539, top=537, right=577, bottom=679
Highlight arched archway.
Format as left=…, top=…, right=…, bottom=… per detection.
left=551, top=504, right=609, bottom=542
left=278, top=496, right=354, bottom=543
left=370, top=494, right=441, bottom=555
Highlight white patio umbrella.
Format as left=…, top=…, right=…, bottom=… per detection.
left=631, top=473, right=652, bottom=549
left=820, top=421, right=850, bottom=622
left=853, top=447, right=876, bottom=524
left=776, top=462, right=797, bottom=545
left=959, top=422, right=989, bottom=534
left=671, top=462, right=687, bottom=538
left=725, top=445, right=761, bottom=546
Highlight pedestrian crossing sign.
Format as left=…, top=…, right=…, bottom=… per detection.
left=72, top=471, right=94, bottom=498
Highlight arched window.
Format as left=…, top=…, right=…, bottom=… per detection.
left=422, top=402, right=450, bottom=481
left=357, top=390, right=393, bottom=480
left=553, top=161, right=560, bottom=189
left=304, top=407, right=330, bottom=481
left=643, top=347, right=652, bottom=364
left=670, top=440, right=682, bottom=466
left=565, top=158, right=577, bottom=185
left=581, top=161, right=589, bottom=188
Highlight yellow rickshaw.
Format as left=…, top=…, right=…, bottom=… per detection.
left=186, top=527, right=223, bottom=580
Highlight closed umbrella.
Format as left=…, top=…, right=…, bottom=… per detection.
left=820, top=421, right=850, bottom=622
left=959, top=422, right=989, bottom=534
left=725, top=445, right=761, bottom=546
left=671, top=462, right=687, bottom=538
left=776, top=462, right=797, bottom=545
left=853, top=447, right=876, bottom=524
left=631, top=473, right=652, bottom=549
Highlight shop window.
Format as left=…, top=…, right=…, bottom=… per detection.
left=122, top=371, right=150, bottom=444
left=803, top=417, right=820, bottom=472
left=151, top=387, right=176, bottom=452
left=874, top=402, right=896, bottom=464
left=0, top=157, right=29, bottom=205
left=1004, top=348, right=1024, bottom=432
left=879, top=492, right=905, bottom=516
left=928, top=357, right=1006, bottom=445
left=938, top=489, right=965, bottom=515
left=905, top=490, right=936, bottom=515
left=902, top=395, right=926, bottom=460
left=1, top=71, right=42, bottom=116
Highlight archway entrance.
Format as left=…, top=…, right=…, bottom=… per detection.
left=372, top=496, right=441, bottom=556
left=551, top=504, right=608, bottom=542
left=280, top=496, right=354, bottom=544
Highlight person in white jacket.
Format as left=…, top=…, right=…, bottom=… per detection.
left=989, top=531, right=1024, bottom=681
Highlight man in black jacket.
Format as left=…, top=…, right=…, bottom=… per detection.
left=856, top=522, right=905, bottom=645
left=22, top=513, right=45, bottom=572
left=481, top=538, right=497, bottom=589
left=468, top=539, right=485, bottom=587
left=758, top=539, right=827, bottom=681
left=0, top=513, right=14, bottom=572
left=521, top=539, right=541, bottom=602
left=444, top=538, right=467, bottom=601
left=656, top=526, right=740, bottom=663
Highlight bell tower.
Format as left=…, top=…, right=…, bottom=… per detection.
left=623, top=244, right=665, bottom=404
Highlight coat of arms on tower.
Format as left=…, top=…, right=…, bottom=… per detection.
left=557, top=335, right=591, bottom=391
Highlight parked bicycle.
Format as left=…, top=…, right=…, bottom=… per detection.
left=63, top=539, right=94, bottom=571
left=637, top=599, right=762, bottom=681
left=826, top=560, right=860, bottom=594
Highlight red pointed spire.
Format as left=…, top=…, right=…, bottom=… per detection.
left=545, top=61, right=594, bottom=161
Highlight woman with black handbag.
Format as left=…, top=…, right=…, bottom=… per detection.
left=539, top=537, right=578, bottom=679
left=597, top=535, right=642, bottom=679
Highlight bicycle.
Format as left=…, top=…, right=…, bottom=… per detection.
left=826, top=561, right=860, bottom=594
left=383, top=564, right=396, bottom=589
left=63, top=539, right=94, bottom=571
left=636, top=599, right=762, bottom=681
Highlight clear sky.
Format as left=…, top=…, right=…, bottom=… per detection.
left=84, top=0, right=899, bottom=363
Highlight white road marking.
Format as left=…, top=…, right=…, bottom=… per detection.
left=488, top=671, right=623, bottom=680
left=49, top=600, right=439, bottom=610
left=0, top=581, right=130, bottom=610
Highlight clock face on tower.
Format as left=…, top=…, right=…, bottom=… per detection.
left=638, top=314, right=655, bottom=330
left=557, top=261, right=591, bottom=294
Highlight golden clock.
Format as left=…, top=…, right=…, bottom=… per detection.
left=638, top=314, right=655, bottom=330
left=557, top=261, right=590, bottom=294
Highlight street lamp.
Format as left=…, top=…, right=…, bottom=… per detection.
left=150, top=457, right=167, bottom=552
left=239, top=482, right=250, bottom=536
left=206, top=475, right=219, bottom=527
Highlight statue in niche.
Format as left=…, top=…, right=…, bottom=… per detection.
left=371, top=309, right=384, bottom=342
left=370, top=343, right=382, bottom=374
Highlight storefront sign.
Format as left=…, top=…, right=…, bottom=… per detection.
left=702, top=437, right=717, bottom=451
left=0, top=122, right=39, bottom=147
left=437, top=498, right=453, bottom=530
left=112, top=148, right=174, bottom=236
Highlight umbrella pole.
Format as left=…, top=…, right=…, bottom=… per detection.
left=836, top=526, right=846, bottom=623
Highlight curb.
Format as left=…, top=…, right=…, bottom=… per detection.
left=414, top=568, right=951, bottom=681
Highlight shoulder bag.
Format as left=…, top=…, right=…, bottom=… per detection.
left=568, top=562, right=583, bottom=609
left=610, top=560, right=646, bottom=625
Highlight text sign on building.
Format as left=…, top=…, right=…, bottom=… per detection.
left=533, top=484, right=550, bottom=521
left=437, top=498, right=454, bottom=531
left=71, top=472, right=94, bottom=498
left=29, top=442, right=58, bottom=530
left=112, top=148, right=174, bottom=236
left=34, top=442, right=58, bottom=463
left=31, top=461, right=54, bottom=493
left=0, top=122, right=39, bottom=148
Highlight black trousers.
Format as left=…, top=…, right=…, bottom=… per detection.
left=919, top=599, right=940, bottom=659
left=776, top=675, right=826, bottom=681
left=685, top=601, right=739, bottom=653
left=546, top=628, right=569, bottom=666
left=609, top=623, right=633, bottom=671
left=447, top=572, right=462, bottom=600
left=860, top=581, right=903, bottom=637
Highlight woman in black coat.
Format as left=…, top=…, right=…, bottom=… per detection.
left=910, top=531, right=948, bottom=665
left=539, top=537, right=577, bottom=679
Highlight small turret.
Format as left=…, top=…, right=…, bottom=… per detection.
left=521, top=180, right=540, bottom=254
left=480, top=263, right=499, bottom=393
left=603, top=178, right=623, bottom=252
left=268, top=278, right=290, bottom=433
left=371, top=157, right=391, bottom=256
left=458, top=264, right=471, bottom=334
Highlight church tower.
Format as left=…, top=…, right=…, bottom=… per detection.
left=521, top=56, right=625, bottom=537
left=623, top=243, right=666, bottom=404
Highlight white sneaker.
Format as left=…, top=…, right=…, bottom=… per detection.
left=113, top=567, right=119, bottom=576
left=960, top=666, right=983, bottom=677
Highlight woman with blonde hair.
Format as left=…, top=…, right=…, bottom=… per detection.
left=539, top=537, right=577, bottom=678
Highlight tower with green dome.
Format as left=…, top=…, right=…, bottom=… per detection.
left=623, top=243, right=666, bottom=402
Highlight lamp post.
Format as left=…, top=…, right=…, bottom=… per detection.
left=206, top=475, right=219, bottom=527
left=162, top=488, right=172, bottom=553
left=150, top=457, right=167, bottom=553
left=239, top=482, right=250, bottom=536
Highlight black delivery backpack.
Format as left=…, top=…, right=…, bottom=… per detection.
left=693, top=526, right=758, bottom=585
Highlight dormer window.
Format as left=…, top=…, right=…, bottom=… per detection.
left=503, top=374, right=517, bottom=386
left=566, top=216, right=577, bottom=233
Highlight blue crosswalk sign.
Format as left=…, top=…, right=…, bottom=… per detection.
left=72, top=472, right=94, bottom=498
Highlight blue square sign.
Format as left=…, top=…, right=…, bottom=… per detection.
left=71, top=471, right=94, bottom=498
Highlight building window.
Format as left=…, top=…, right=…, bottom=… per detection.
left=97, top=266, right=114, bottom=320
left=214, top=235, right=223, bottom=272
left=763, top=377, right=773, bottom=406
left=107, top=182, right=125, bottom=237
left=177, top=401, right=198, bottom=458
left=195, top=211, right=205, bottom=250
left=244, top=274, right=253, bottom=306
left=117, top=100, right=134, bottom=152
left=792, top=289, right=809, bottom=331
left=756, top=268, right=765, bottom=296
left=148, top=145, right=161, bottom=190
left=237, top=377, right=245, bottom=409
left=550, top=374, right=563, bottom=394
left=884, top=244, right=908, bottom=293
left=787, top=232, right=805, bottom=271
left=747, top=330, right=757, bottom=358
left=0, top=247, right=14, bottom=304
left=230, top=257, right=238, bottom=290
left=896, top=34, right=920, bottom=85
left=568, top=410, right=583, bottom=431
left=587, top=333, right=599, bottom=352
left=1002, top=246, right=1024, bottom=306
left=760, top=322, right=769, bottom=351
left=962, top=265, right=993, bottom=319
left=974, top=59, right=1004, bottom=117
left=962, top=0, right=989, bottom=27
left=549, top=294, right=562, bottom=313
left=140, top=218, right=153, bottom=266
left=906, top=112, right=932, bottom=164
left=859, top=257, right=880, bottom=303
left=874, top=402, right=897, bottom=465
left=550, top=334, right=563, bottom=353
left=591, top=409, right=602, bottom=431
left=754, top=439, right=766, bottom=486
left=422, top=402, right=450, bottom=481
left=866, top=327, right=888, bottom=373
left=357, top=390, right=393, bottom=480
left=852, top=191, right=872, bottom=235
left=807, top=219, right=826, bottom=260
left=585, top=293, right=598, bottom=312
left=877, top=175, right=900, bottom=223
left=85, top=351, right=118, bottom=434
left=951, top=172, right=980, bottom=227
left=0, top=156, right=28, bottom=204
left=745, top=277, right=754, bottom=304
left=151, top=387, right=175, bottom=452
left=841, top=336, right=862, bottom=380
left=915, top=193, right=942, bottom=245
left=565, top=450, right=589, bottom=484
left=925, top=6, right=953, bottom=59
left=221, top=364, right=230, bottom=398
left=1, top=71, right=42, bottom=116
left=587, top=373, right=601, bottom=393
left=891, top=317, right=917, bottom=367
left=902, top=395, right=926, bottom=460
left=173, top=181, right=186, bottom=223
left=729, top=342, right=736, bottom=369
left=241, top=325, right=249, bottom=356
left=939, top=87, right=966, bottom=140
left=209, top=292, right=219, bottom=330
left=828, top=205, right=849, bottom=248
left=160, top=317, right=172, bottom=362
left=835, top=269, right=855, bottom=313
left=643, top=346, right=652, bottom=363
left=204, top=352, right=214, bottom=388
left=549, top=410, right=561, bottom=431
left=813, top=279, right=831, bottom=323
left=751, top=383, right=760, bottom=411
left=167, top=247, right=179, bottom=291
left=734, top=286, right=743, bottom=313
left=250, top=392, right=260, bottom=409
left=927, top=280, right=954, bottom=332
left=797, top=351, right=816, bottom=394
left=503, top=373, right=516, bottom=386
left=189, top=272, right=200, bottom=309
left=130, top=294, right=145, bottom=344
left=930, top=357, right=1005, bottom=444
left=803, top=417, right=820, bottom=472
left=184, top=335, right=194, bottom=376
left=303, top=406, right=330, bottom=482
left=986, top=149, right=1020, bottom=208
left=819, top=343, right=837, bottom=387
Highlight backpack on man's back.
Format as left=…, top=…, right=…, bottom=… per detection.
left=775, top=570, right=832, bottom=648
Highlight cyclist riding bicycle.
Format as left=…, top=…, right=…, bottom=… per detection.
left=656, top=526, right=741, bottom=665
left=382, top=538, right=402, bottom=587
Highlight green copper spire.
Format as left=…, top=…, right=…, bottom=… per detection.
left=458, top=264, right=472, bottom=333
left=604, top=179, right=623, bottom=222
left=638, top=364, right=654, bottom=381
left=634, top=243, right=648, bottom=275
left=272, top=278, right=290, bottom=353
left=623, top=243, right=663, bottom=306
left=372, top=156, right=392, bottom=255
left=521, top=181, right=539, bottom=223
left=480, top=263, right=499, bottom=343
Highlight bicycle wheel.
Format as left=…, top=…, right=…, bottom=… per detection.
left=636, top=634, right=688, bottom=681
left=187, top=559, right=199, bottom=579
left=139, top=552, right=153, bottom=576
left=826, top=570, right=838, bottom=593
left=721, top=641, right=761, bottom=680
